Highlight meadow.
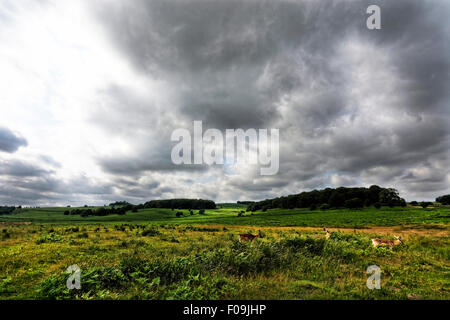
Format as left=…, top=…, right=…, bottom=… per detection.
left=0, top=206, right=449, bottom=300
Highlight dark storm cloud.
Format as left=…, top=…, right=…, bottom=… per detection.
left=0, top=127, right=27, bottom=153
left=89, top=0, right=450, bottom=200
left=99, top=156, right=208, bottom=175
left=0, top=171, right=117, bottom=206
left=0, top=160, right=53, bottom=177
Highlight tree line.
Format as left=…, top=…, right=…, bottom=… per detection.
left=64, top=205, right=135, bottom=217
left=0, top=206, right=18, bottom=215
left=142, top=199, right=216, bottom=210
left=246, top=186, right=407, bottom=211
left=62, top=199, right=216, bottom=217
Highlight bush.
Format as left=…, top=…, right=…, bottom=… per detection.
left=38, top=266, right=127, bottom=299
left=309, top=204, right=317, bottom=211
left=198, top=209, right=205, bottom=215
left=374, top=202, right=381, bottom=209
left=36, top=234, right=62, bottom=244
left=319, top=204, right=330, bottom=210
left=142, top=228, right=161, bottom=237
left=77, top=232, right=89, bottom=239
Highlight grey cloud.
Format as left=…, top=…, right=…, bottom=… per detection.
left=0, top=160, right=53, bottom=177
left=76, top=0, right=450, bottom=201
left=0, top=127, right=27, bottom=153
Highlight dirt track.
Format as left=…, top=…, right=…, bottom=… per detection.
left=0, top=222, right=32, bottom=225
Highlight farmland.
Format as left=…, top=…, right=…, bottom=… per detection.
left=0, top=206, right=449, bottom=300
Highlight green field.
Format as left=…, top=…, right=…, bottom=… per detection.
left=1, top=206, right=449, bottom=226
left=0, top=206, right=449, bottom=300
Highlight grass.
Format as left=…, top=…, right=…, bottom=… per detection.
left=1, top=206, right=449, bottom=227
left=0, top=206, right=448, bottom=300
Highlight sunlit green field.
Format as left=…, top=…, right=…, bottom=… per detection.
left=0, top=207, right=449, bottom=300
left=1, top=206, right=449, bottom=226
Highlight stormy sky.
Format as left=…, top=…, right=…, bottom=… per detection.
left=0, top=0, right=449, bottom=206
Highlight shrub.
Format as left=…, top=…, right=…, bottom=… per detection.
left=309, top=204, right=317, bottom=211
left=319, top=204, right=330, bottom=210
left=142, top=228, right=161, bottom=237
left=281, top=237, right=326, bottom=255
left=38, top=266, right=127, bottom=299
left=36, top=234, right=62, bottom=244
left=198, top=209, right=205, bottom=215
left=77, top=232, right=89, bottom=239
left=374, top=202, right=381, bottom=209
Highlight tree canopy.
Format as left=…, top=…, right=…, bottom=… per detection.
left=143, top=199, right=216, bottom=210
left=436, top=195, right=450, bottom=205
left=247, top=186, right=406, bottom=211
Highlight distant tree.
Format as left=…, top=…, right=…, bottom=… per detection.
left=131, top=207, right=138, bottom=213
left=420, top=202, right=433, bottom=209
left=368, top=185, right=382, bottom=203
left=319, top=204, right=330, bottom=210
left=109, top=201, right=132, bottom=207
left=143, top=199, right=215, bottom=210
left=63, top=210, right=70, bottom=215
left=410, top=201, right=419, bottom=206
left=189, top=210, right=194, bottom=215
left=436, top=195, right=450, bottom=205
left=176, top=211, right=183, bottom=217
left=374, top=202, right=381, bottom=209
left=379, top=188, right=404, bottom=206
left=309, top=204, right=317, bottom=211
left=198, top=209, right=205, bottom=215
